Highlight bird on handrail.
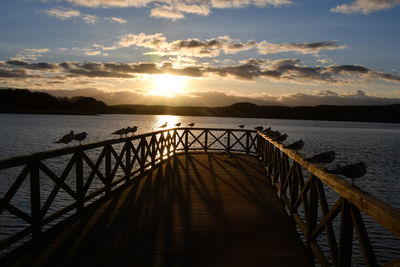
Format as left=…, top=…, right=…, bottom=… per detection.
left=262, top=127, right=271, bottom=133
left=73, top=132, right=87, bottom=145
left=283, top=139, right=304, bottom=152
left=129, top=126, right=138, bottom=136
left=160, top=122, right=168, bottom=128
left=254, top=126, right=263, bottom=131
left=266, top=130, right=281, bottom=139
left=306, top=150, right=337, bottom=167
left=327, top=161, right=367, bottom=184
left=55, top=131, right=74, bottom=147
left=188, top=122, right=195, bottom=127
left=272, top=133, right=288, bottom=143
left=238, top=124, right=245, bottom=128
left=112, top=127, right=128, bottom=138
left=175, top=122, right=181, bottom=127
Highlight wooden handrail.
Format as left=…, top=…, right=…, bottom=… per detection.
left=257, top=131, right=400, bottom=266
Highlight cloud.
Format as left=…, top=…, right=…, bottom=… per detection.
left=257, top=41, right=347, bottom=56
left=10, top=48, right=50, bottom=61
left=104, top=17, right=127, bottom=24
left=65, top=0, right=292, bottom=20
left=2, top=59, right=400, bottom=85
left=44, top=7, right=97, bottom=24
left=85, top=51, right=102, bottom=56
left=118, top=33, right=256, bottom=57
left=44, top=8, right=81, bottom=19
left=330, top=0, right=400, bottom=15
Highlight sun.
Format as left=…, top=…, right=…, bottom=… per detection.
left=151, top=74, right=186, bottom=97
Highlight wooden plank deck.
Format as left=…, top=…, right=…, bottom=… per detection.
left=3, top=153, right=314, bottom=267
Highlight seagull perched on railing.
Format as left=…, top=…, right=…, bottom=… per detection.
left=306, top=150, right=337, bottom=167
left=283, top=140, right=304, bottom=152
left=55, top=131, right=74, bottom=146
left=175, top=122, right=181, bottom=127
left=188, top=122, right=195, bottom=127
left=262, top=127, right=271, bottom=132
left=254, top=126, right=263, bottom=131
left=159, top=122, right=168, bottom=128
left=112, top=128, right=128, bottom=138
left=328, top=161, right=367, bottom=183
left=73, top=132, right=87, bottom=145
left=238, top=124, right=245, bottom=128
left=265, top=130, right=281, bottom=139
left=272, top=133, right=288, bottom=143
left=129, top=126, right=138, bottom=135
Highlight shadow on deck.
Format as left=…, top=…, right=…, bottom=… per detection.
left=3, top=153, right=314, bottom=267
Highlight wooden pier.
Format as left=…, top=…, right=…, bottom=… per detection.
left=1, top=128, right=400, bottom=266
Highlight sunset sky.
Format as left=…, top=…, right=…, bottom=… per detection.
left=1, top=0, right=400, bottom=106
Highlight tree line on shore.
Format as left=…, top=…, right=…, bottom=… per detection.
left=1, top=88, right=399, bottom=123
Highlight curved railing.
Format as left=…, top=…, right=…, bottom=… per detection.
left=257, top=132, right=400, bottom=267
left=0, top=128, right=257, bottom=253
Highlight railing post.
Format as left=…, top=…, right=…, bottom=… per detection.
left=125, top=141, right=131, bottom=183
left=205, top=130, right=208, bottom=152
left=246, top=131, right=250, bottom=154
left=185, top=129, right=189, bottom=152
left=338, top=199, right=354, bottom=267
left=306, top=175, right=318, bottom=249
left=140, top=137, right=146, bottom=172
left=172, top=129, right=176, bottom=154
left=227, top=130, right=231, bottom=153
left=76, top=150, right=84, bottom=213
left=105, top=144, right=111, bottom=196
left=29, top=161, right=41, bottom=239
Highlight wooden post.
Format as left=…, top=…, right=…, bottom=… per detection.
left=140, top=137, right=146, bottom=172
left=105, top=144, right=111, bottom=196
left=30, top=161, right=41, bottom=239
left=204, top=130, right=208, bottom=152
left=227, top=130, right=231, bottom=153
left=306, top=176, right=318, bottom=249
left=125, top=141, right=131, bottom=183
left=76, top=151, right=84, bottom=213
left=338, top=199, right=354, bottom=267
left=246, top=131, right=250, bottom=154
left=185, top=129, right=189, bottom=152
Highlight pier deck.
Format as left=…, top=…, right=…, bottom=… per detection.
left=3, top=153, right=313, bottom=266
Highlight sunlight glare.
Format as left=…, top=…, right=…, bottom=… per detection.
left=151, top=74, right=186, bottom=97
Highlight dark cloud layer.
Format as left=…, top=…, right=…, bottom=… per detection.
left=1, top=59, right=400, bottom=85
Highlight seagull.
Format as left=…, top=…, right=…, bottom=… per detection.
left=283, top=140, right=304, bottom=152
left=306, top=150, right=337, bottom=167
left=160, top=122, right=168, bottom=128
left=55, top=131, right=74, bottom=147
left=175, top=122, right=181, bottom=127
left=73, top=132, right=87, bottom=145
left=328, top=161, right=367, bottom=183
left=188, top=122, right=195, bottom=127
left=272, top=133, right=288, bottom=143
left=254, top=126, right=263, bottom=131
left=266, top=131, right=281, bottom=139
left=238, top=125, right=245, bottom=128
left=129, top=126, right=138, bottom=135
left=262, top=127, right=271, bottom=132
left=112, top=128, right=128, bottom=138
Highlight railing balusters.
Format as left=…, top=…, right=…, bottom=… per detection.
left=29, top=161, right=41, bottom=239
left=338, top=199, right=354, bottom=267
left=105, top=143, right=112, bottom=196
left=76, top=150, right=84, bottom=213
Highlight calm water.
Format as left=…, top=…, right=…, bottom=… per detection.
left=0, top=113, right=399, bottom=264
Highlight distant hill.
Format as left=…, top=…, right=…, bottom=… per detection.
left=1, top=88, right=399, bottom=123
left=0, top=88, right=108, bottom=115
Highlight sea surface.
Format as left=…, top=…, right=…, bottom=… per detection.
left=0, top=113, right=399, bottom=264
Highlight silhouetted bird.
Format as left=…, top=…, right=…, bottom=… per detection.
left=328, top=161, right=367, bottom=182
left=262, top=127, right=271, bottom=132
left=238, top=125, right=245, bottom=128
left=129, top=126, right=138, bottom=135
left=283, top=140, right=304, bottom=151
left=272, top=133, right=288, bottom=142
left=266, top=131, right=281, bottom=139
left=112, top=128, right=128, bottom=138
left=188, top=123, right=195, bottom=127
left=254, top=126, right=263, bottom=131
left=73, top=132, right=87, bottom=145
left=306, top=150, right=337, bottom=167
left=160, top=122, right=168, bottom=128
left=55, top=131, right=74, bottom=146
left=175, top=122, right=181, bottom=127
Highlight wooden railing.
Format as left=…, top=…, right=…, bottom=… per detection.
left=0, top=128, right=257, bottom=252
left=1, top=127, right=399, bottom=266
left=257, top=132, right=400, bottom=267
